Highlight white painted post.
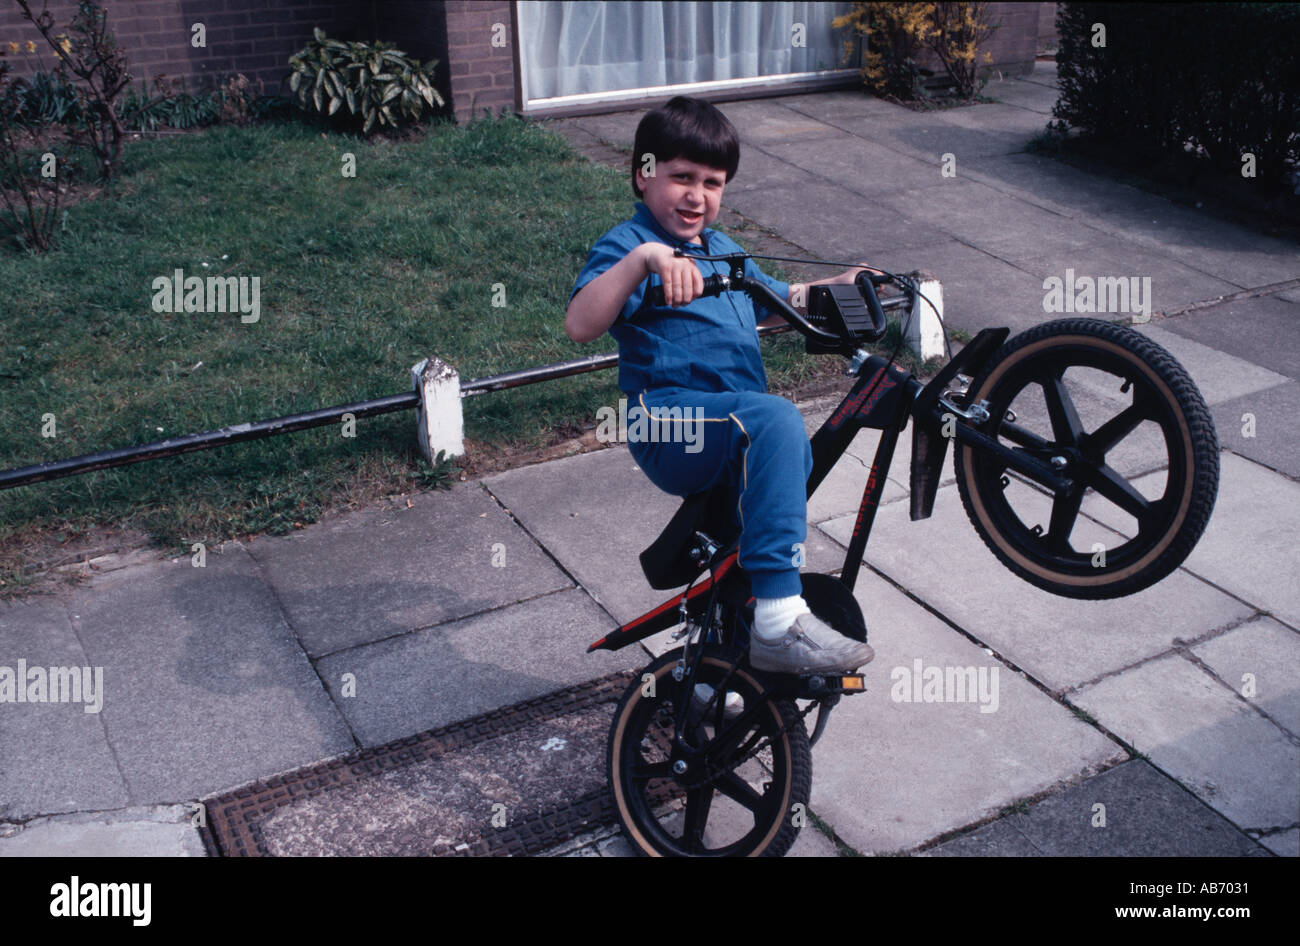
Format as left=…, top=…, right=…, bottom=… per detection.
left=905, top=270, right=946, bottom=361
left=412, top=357, right=465, bottom=461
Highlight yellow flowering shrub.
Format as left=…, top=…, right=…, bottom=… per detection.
left=833, top=1, right=998, bottom=99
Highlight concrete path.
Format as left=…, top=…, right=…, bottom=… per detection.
left=2, top=63, right=1296, bottom=857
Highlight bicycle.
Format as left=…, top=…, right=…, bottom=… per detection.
left=587, top=250, right=1220, bottom=857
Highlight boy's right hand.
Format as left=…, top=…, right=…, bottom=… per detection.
left=642, top=243, right=703, bottom=307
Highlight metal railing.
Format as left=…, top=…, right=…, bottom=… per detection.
left=0, top=326, right=808, bottom=492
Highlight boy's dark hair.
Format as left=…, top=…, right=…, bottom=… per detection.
left=631, top=96, right=740, bottom=198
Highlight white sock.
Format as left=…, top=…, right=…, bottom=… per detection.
left=752, top=594, right=812, bottom=641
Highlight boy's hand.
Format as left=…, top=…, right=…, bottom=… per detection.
left=642, top=243, right=703, bottom=307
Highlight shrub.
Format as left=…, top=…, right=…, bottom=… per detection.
left=288, top=28, right=445, bottom=136
left=14, top=0, right=131, bottom=180
left=1054, top=3, right=1299, bottom=193
left=833, top=2, right=998, bottom=99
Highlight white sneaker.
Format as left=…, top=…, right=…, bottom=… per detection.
left=690, top=683, right=744, bottom=722
left=748, top=612, right=875, bottom=674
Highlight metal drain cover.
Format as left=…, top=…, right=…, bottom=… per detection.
left=199, top=671, right=636, bottom=856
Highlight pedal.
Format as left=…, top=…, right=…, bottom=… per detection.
left=798, top=673, right=866, bottom=698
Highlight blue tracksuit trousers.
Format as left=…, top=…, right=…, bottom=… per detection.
left=627, top=386, right=813, bottom=599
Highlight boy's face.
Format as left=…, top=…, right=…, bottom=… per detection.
left=635, top=156, right=726, bottom=245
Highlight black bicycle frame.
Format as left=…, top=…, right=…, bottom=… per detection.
left=589, top=285, right=1076, bottom=654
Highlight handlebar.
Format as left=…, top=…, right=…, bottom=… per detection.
left=645, top=253, right=906, bottom=354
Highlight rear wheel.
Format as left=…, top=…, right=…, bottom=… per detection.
left=954, top=319, right=1218, bottom=599
left=608, top=647, right=811, bottom=857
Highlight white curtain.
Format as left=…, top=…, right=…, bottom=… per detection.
left=517, top=2, right=855, bottom=103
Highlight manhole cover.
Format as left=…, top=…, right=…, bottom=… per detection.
left=199, top=671, right=637, bottom=856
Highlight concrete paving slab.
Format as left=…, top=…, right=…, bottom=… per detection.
left=722, top=182, right=952, bottom=262
left=929, top=101, right=1055, bottom=140
left=314, top=588, right=635, bottom=746
left=1071, top=652, right=1300, bottom=831
left=752, top=134, right=945, bottom=197
left=774, top=90, right=908, bottom=121
left=800, top=407, right=915, bottom=495
left=1075, top=203, right=1300, bottom=291
left=1159, top=295, right=1300, bottom=382
left=0, top=596, right=129, bottom=821
left=1190, top=616, right=1300, bottom=738
left=1132, top=323, right=1290, bottom=408
left=819, top=483, right=1254, bottom=692
left=719, top=143, right=826, bottom=195
left=564, top=112, right=639, bottom=151
left=873, top=180, right=1079, bottom=253
left=63, top=544, right=355, bottom=803
left=1211, top=382, right=1300, bottom=480
left=1006, top=242, right=1245, bottom=317
left=1260, top=828, right=1298, bottom=857
left=1084, top=453, right=1300, bottom=630
left=808, top=565, right=1124, bottom=854
left=981, top=74, right=1059, bottom=115
left=926, top=760, right=1271, bottom=856
left=0, top=805, right=205, bottom=856
left=867, top=239, right=1050, bottom=335
left=246, top=483, right=572, bottom=657
left=721, top=98, right=858, bottom=145
left=961, top=152, right=1197, bottom=227
left=919, top=817, right=1043, bottom=855
left=807, top=448, right=909, bottom=524
left=483, top=444, right=843, bottom=629
left=813, top=109, right=1026, bottom=164
left=957, top=160, right=1298, bottom=292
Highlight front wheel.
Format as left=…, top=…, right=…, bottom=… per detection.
left=954, top=318, right=1219, bottom=599
left=607, top=647, right=811, bottom=857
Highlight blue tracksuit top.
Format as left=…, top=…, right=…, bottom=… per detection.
left=571, top=202, right=790, bottom=396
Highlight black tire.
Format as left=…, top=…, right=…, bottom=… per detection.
left=954, top=318, right=1219, bottom=599
left=608, top=647, right=812, bottom=857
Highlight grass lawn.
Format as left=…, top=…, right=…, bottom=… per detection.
left=0, top=113, right=880, bottom=592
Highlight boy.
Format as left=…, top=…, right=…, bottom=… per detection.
left=565, top=96, right=874, bottom=675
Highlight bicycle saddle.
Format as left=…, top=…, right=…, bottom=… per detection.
left=639, top=482, right=741, bottom=589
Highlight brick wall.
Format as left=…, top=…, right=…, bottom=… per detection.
left=442, top=0, right=516, bottom=121
left=978, top=1, right=1042, bottom=76
left=0, top=1, right=395, bottom=97
left=1038, top=1, right=1059, bottom=53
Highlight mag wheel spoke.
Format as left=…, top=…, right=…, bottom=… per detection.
left=715, top=770, right=765, bottom=814
left=1083, top=398, right=1150, bottom=457
left=1047, top=488, right=1085, bottom=554
left=630, top=759, right=675, bottom=782
left=1088, top=463, right=1151, bottom=520
left=683, top=786, right=715, bottom=853
left=1041, top=369, right=1084, bottom=446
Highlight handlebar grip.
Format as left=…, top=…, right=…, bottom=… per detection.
left=855, top=271, right=888, bottom=335
left=648, top=273, right=727, bottom=307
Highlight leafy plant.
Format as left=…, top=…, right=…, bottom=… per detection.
left=15, top=0, right=132, bottom=180
left=288, top=28, right=445, bottom=136
left=833, top=2, right=998, bottom=100
left=0, top=61, right=63, bottom=250
left=833, top=2, right=932, bottom=99
left=926, top=2, right=997, bottom=98
left=117, top=75, right=222, bottom=132
left=7, top=69, right=81, bottom=125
